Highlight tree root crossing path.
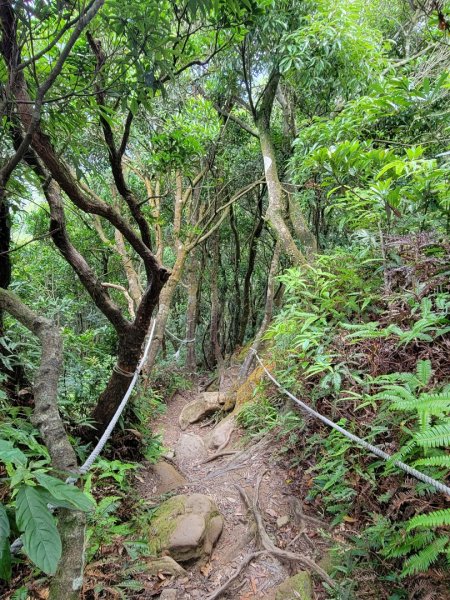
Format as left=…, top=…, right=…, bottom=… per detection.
left=137, top=369, right=335, bottom=600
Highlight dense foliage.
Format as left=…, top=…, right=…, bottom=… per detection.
left=0, top=0, right=449, bottom=597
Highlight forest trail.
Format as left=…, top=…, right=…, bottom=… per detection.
left=137, top=368, right=333, bottom=600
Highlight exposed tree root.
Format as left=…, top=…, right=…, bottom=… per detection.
left=236, top=472, right=336, bottom=589
left=200, top=450, right=238, bottom=464
left=200, top=426, right=235, bottom=464
left=205, top=551, right=267, bottom=600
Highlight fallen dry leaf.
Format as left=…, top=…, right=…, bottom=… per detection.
left=201, top=562, right=213, bottom=577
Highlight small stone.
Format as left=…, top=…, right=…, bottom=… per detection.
left=277, top=515, right=290, bottom=528
left=150, top=460, right=186, bottom=494
left=175, top=433, right=207, bottom=463
left=145, top=556, right=186, bottom=577
left=206, top=415, right=235, bottom=450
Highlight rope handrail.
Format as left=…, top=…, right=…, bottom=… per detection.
left=255, top=355, right=450, bottom=497
left=11, top=320, right=157, bottom=553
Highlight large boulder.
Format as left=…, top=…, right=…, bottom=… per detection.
left=148, top=494, right=224, bottom=562
left=274, top=572, right=312, bottom=600
left=179, top=392, right=223, bottom=430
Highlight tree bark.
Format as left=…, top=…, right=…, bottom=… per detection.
left=209, top=231, right=223, bottom=369
left=0, top=288, right=85, bottom=600
left=185, top=253, right=200, bottom=372
left=239, top=241, right=281, bottom=380
left=237, top=189, right=264, bottom=345
left=229, top=204, right=242, bottom=348
left=143, top=249, right=187, bottom=374
left=254, top=69, right=312, bottom=265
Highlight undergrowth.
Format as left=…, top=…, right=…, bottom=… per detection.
left=239, top=236, right=450, bottom=598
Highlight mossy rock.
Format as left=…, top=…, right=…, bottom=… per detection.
left=148, top=494, right=223, bottom=562
left=275, top=571, right=312, bottom=600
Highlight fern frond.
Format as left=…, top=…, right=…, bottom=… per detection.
left=407, top=510, right=450, bottom=530
left=416, top=359, right=432, bottom=387
left=414, top=455, right=450, bottom=468
left=415, top=423, right=450, bottom=448
left=418, top=393, right=450, bottom=415
left=401, top=536, right=448, bottom=576
left=384, top=531, right=435, bottom=558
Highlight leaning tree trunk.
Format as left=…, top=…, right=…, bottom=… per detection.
left=0, top=288, right=85, bottom=600
left=254, top=68, right=311, bottom=266
left=239, top=241, right=281, bottom=381
left=257, top=124, right=306, bottom=265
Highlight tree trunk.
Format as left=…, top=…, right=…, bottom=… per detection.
left=239, top=241, right=281, bottom=380
left=237, top=189, right=264, bottom=345
left=143, top=249, right=187, bottom=374
left=0, top=288, right=85, bottom=600
left=257, top=125, right=306, bottom=265
left=254, top=69, right=312, bottom=266
left=0, top=192, right=12, bottom=382
left=229, top=204, right=241, bottom=348
left=185, top=253, right=200, bottom=372
left=209, top=231, right=223, bottom=369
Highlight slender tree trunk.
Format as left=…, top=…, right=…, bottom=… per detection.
left=114, top=228, right=143, bottom=310
left=0, top=192, right=12, bottom=380
left=209, top=231, right=222, bottom=369
left=229, top=204, right=241, bottom=348
left=239, top=241, right=281, bottom=380
left=0, top=288, right=85, bottom=600
left=185, top=253, right=200, bottom=372
left=237, top=190, right=264, bottom=345
left=143, top=249, right=188, bottom=374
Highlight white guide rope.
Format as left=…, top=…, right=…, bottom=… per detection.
left=77, top=318, right=157, bottom=477
left=11, top=321, right=157, bottom=554
left=256, top=355, right=450, bottom=497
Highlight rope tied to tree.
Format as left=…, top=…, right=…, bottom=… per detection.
left=112, top=363, right=135, bottom=378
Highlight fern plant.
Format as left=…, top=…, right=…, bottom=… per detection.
left=368, top=359, right=450, bottom=575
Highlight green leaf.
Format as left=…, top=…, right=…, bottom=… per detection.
left=407, top=509, right=450, bottom=530
left=0, top=537, right=11, bottom=581
left=0, top=504, right=10, bottom=539
left=0, top=440, right=27, bottom=466
left=15, top=485, right=62, bottom=575
left=35, top=473, right=94, bottom=513
left=0, top=504, right=11, bottom=580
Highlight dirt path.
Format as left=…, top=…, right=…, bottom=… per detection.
left=138, top=372, right=332, bottom=599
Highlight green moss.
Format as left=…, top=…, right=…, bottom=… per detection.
left=275, top=572, right=312, bottom=600
left=148, top=495, right=186, bottom=556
